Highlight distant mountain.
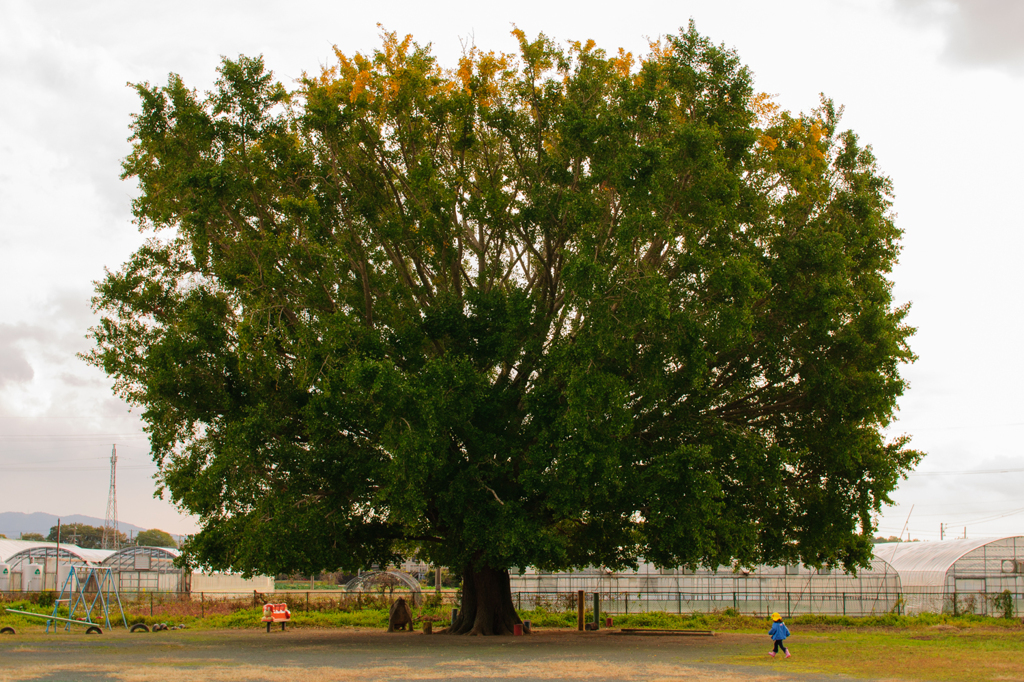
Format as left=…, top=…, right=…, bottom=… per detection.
left=0, top=512, right=149, bottom=540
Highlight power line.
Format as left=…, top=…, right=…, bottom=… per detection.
left=0, top=454, right=117, bottom=464
left=0, top=433, right=148, bottom=439
left=906, top=467, right=1024, bottom=476
left=950, top=506, right=1024, bottom=526
left=877, top=505, right=1024, bottom=535
left=0, top=453, right=153, bottom=467
left=0, top=464, right=154, bottom=472
left=0, top=415, right=138, bottom=420
left=889, top=422, right=1024, bottom=432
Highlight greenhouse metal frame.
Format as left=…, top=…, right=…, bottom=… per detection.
left=509, top=558, right=902, bottom=617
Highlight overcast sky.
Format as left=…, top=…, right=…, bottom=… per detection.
left=1, top=0, right=1022, bottom=543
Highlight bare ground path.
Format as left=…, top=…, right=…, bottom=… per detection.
left=0, top=628, right=864, bottom=682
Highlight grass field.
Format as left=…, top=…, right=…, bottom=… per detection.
left=774, top=625, right=1024, bottom=681
left=2, top=607, right=1023, bottom=681
left=5, top=596, right=1021, bottom=633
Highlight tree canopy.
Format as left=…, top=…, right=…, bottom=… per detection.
left=135, top=528, right=178, bottom=548
left=87, top=24, right=919, bottom=634
left=46, top=523, right=126, bottom=549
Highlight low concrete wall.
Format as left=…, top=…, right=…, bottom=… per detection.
left=190, top=572, right=274, bottom=593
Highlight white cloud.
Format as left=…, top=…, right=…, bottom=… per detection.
left=0, top=325, right=36, bottom=387
left=894, top=0, right=1024, bottom=72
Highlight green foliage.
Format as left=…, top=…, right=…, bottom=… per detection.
left=519, top=608, right=578, bottom=628
left=424, top=568, right=459, bottom=588
left=274, top=580, right=337, bottom=590
left=420, top=591, right=456, bottom=610
left=135, top=528, right=178, bottom=548
left=5, top=588, right=1019, bottom=635
left=514, top=608, right=1021, bottom=632
left=992, top=590, right=1015, bottom=619
left=873, top=536, right=903, bottom=543
left=86, top=24, right=919, bottom=581
left=18, top=533, right=44, bottom=541
left=46, top=523, right=126, bottom=549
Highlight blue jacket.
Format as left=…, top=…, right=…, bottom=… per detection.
left=769, top=621, right=790, bottom=640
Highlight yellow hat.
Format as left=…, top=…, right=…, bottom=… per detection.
left=771, top=612, right=781, bottom=621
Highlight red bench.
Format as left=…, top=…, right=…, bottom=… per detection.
left=261, top=603, right=291, bottom=632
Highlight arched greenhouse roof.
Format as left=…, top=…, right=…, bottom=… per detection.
left=872, top=536, right=1023, bottom=588
left=101, top=546, right=180, bottom=572
left=513, top=555, right=900, bottom=577
left=0, top=539, right=52, bottom=563
left=3, top=541, right=114, bottom=568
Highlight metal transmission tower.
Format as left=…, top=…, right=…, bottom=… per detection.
left=102, top=444, right=120, bottom=550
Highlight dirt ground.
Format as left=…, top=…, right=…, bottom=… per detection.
left=0, top=627, right=863, bottom=682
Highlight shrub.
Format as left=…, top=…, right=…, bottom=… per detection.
left=992, top=590, right=1015, bottom=619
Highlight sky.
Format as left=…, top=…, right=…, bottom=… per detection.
left=0, top=0, right=1022, bottom=543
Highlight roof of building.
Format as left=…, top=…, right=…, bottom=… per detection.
left=0, top=539, right=50, bottom=562
left=872, top=536, right=1023, bottom=588
left=58, top=546, right=116, bottom=564
left=108, top=546, right=180, bottom=557
left=0, top=539, right=114, bottom=565
left=512, top=555, right=898, bottom=577
left=100, top=545, right=180, bottom=571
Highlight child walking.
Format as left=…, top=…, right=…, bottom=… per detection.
left=768, top=612, right=791, bottom=658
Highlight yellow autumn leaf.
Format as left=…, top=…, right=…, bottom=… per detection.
left=350, top=70, right=371, bottom=103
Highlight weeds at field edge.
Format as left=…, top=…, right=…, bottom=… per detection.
left=2, top=597, right=1021, bottom=633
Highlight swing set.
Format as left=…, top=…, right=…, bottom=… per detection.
left=4, top=566, right=128, bottom=634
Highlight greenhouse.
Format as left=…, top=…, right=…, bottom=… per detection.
left=875, top=536, right=1024, bottom=615
left=0, top=540, right=274, bottom=596
left=101, top=546, right=187, bottom=593
left=506, top=537, right=1024, bottom=618
left=99, top=546, right=276, bottom=595
left=0, top=539, right=51, bottom=563
left=0, top=540, right=113, bottom=591
left=509, top=557, right=902, bottom=617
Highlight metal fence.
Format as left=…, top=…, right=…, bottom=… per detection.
left=512, top=589, right=900, bottom=617
left=0, top=588, right=438, bottom=619
left=2, top=588, right=1021, bottom=619
left=514, top=589, right=1024, bottom=618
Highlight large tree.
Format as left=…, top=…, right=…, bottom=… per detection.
left=47, top=523, right=124, bottom=549
left=87, top=25, right=919, bottom=635
left=135, top=528, right=178, bottom=548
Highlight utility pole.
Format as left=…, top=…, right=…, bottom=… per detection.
left=102, top=444, right=120, bottom=550
left=897, top=505, right=914, bottom=543
left=940, top=523, right=946, bottom=541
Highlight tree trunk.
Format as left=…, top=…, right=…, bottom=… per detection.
left=443, top=565, right=522, bottom=636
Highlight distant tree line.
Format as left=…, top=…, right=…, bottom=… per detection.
left=43, top=524, right=123, bottom=548
left=7, top=525, right=179, bottom=549
left=872, top=536, right=920, bottom=544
